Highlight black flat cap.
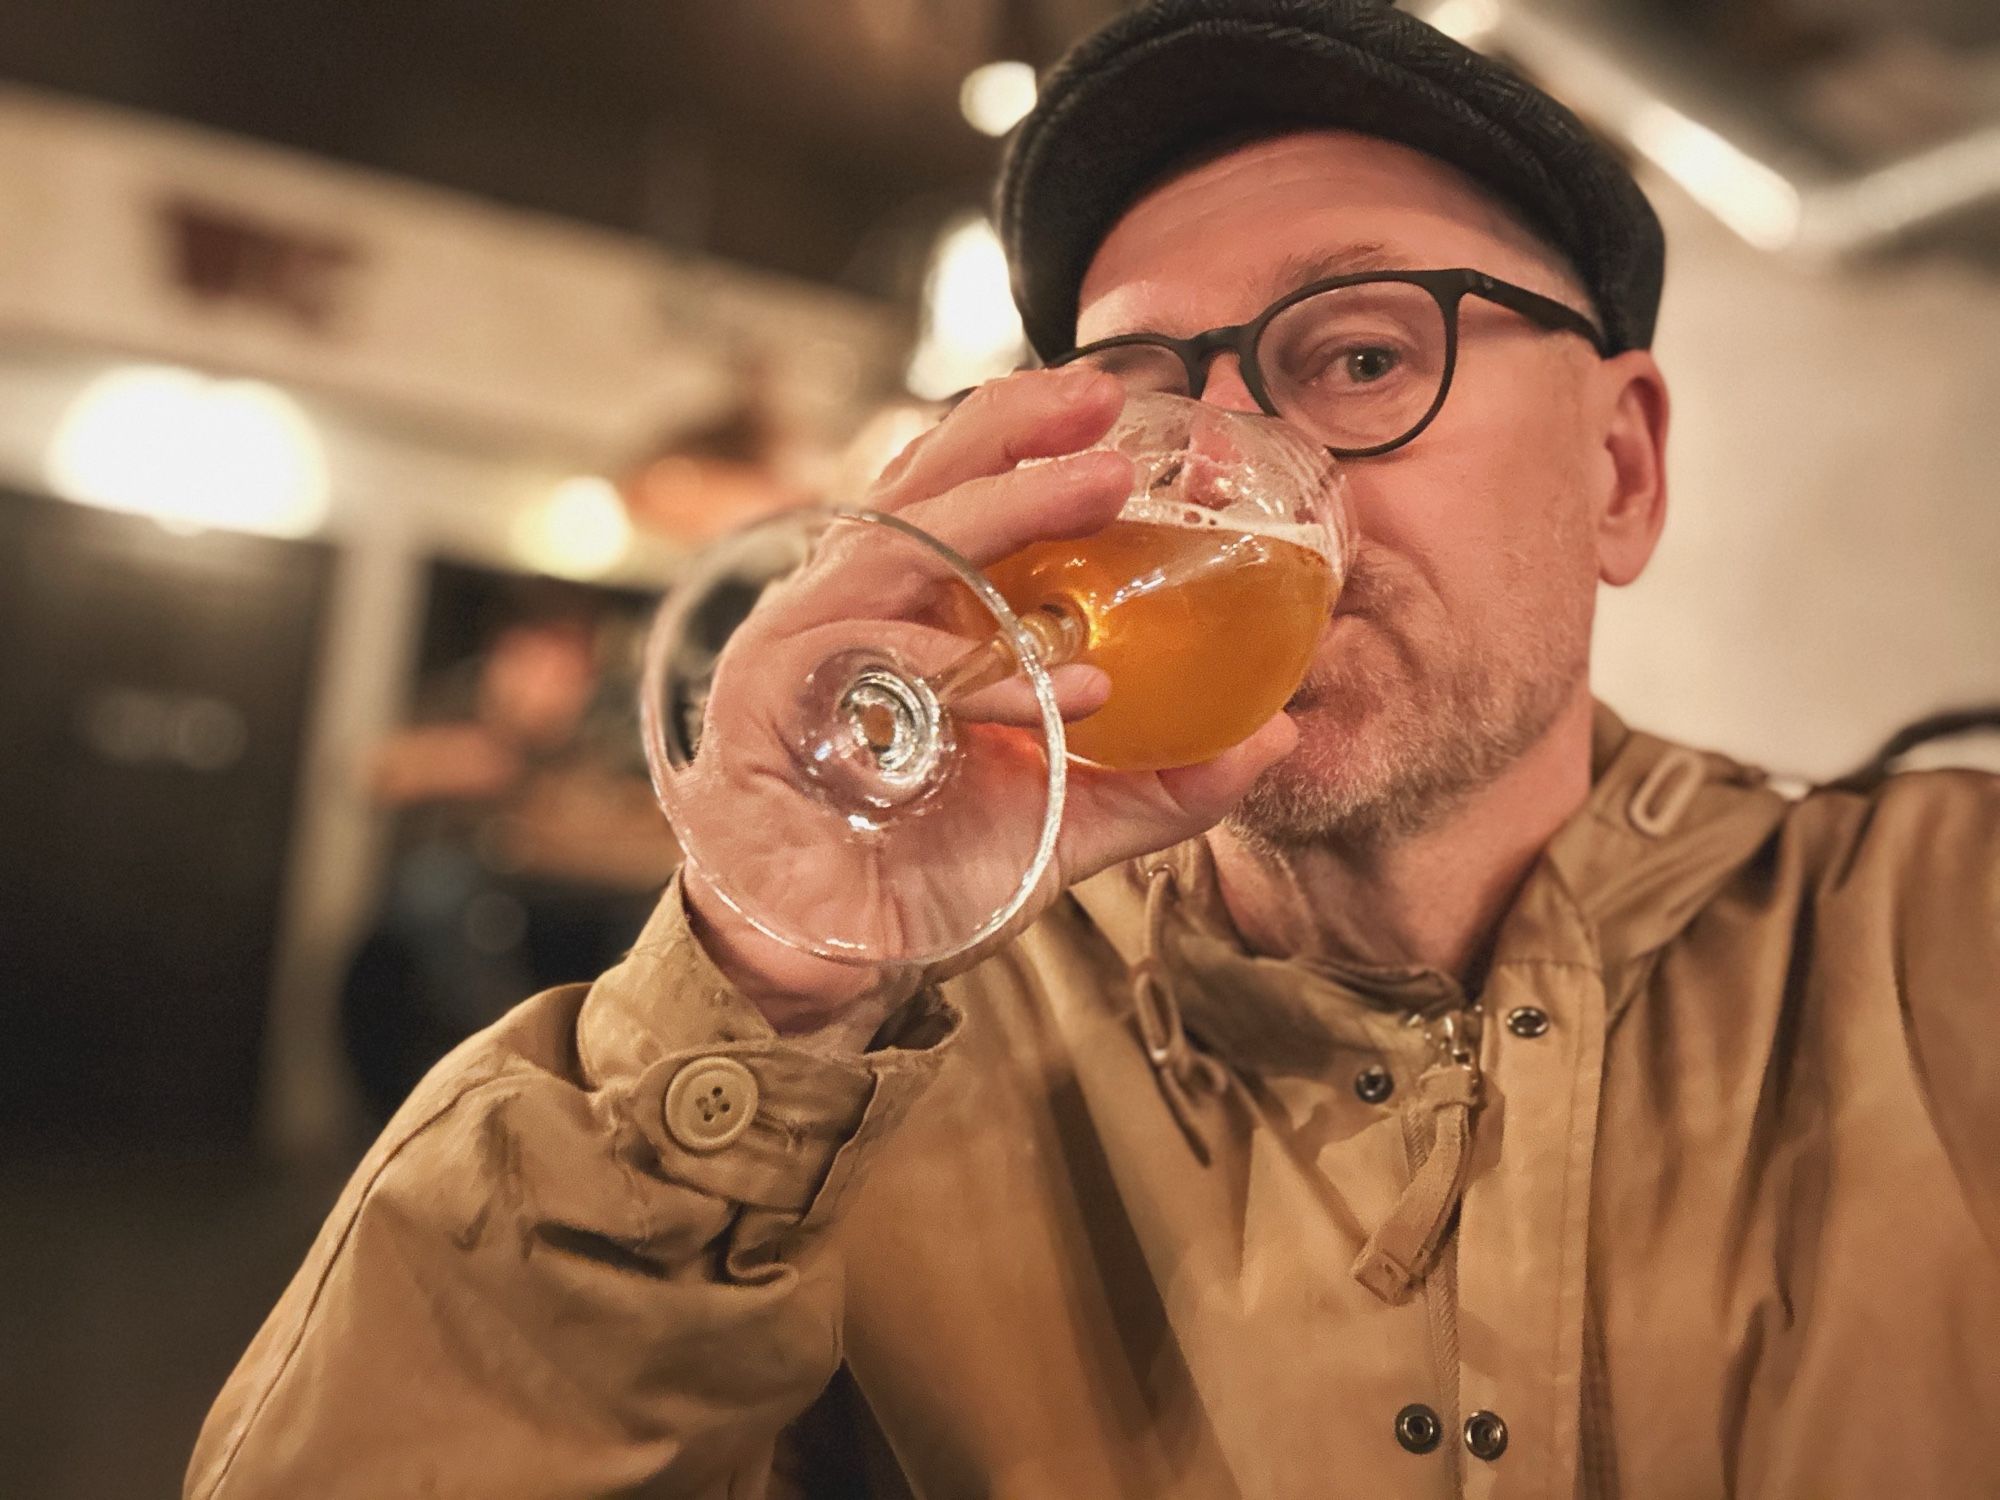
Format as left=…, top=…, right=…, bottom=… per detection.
left=998, top=0, right=1665, bottom=358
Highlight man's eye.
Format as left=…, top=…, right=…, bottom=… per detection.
left=1289, top=341, right=1406, bottom=389
left=1344, top=347, right=1401, bottom=383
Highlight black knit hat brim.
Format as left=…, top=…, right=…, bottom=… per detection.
left=999, top=0, right=1664, bottom=359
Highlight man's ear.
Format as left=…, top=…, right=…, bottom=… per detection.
left=1594, top=350, right=1670, bottom=587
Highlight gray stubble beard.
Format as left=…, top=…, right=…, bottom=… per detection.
left=1225, top=587, right=1590, bottom=855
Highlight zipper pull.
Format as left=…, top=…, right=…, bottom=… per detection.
left=1351, top=1005, right=1485, bottom=1304
left=1427, top=1005, right=1483, bottom=1079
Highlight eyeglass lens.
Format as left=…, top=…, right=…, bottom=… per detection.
left=1260, top=282, right=1449, bottom=451
left=1069, top=281, right=1452, bottom=453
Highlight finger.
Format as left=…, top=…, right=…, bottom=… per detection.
left=901, top=448, right=1134, bottom=569
left=1152, top=712, right=1301, bottom=823
left=746, top=512, right=981, bottom=641
left=1052, top=663, right=1113, bottom=722
left=951, top=663, right=1110, bottom=727
left=873, top=367, right=1124, bottom=511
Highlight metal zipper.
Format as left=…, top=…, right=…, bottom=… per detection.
left=1416, top=1003, right=1484, bottom=1494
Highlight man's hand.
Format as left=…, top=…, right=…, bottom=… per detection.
left=683, top=367, right=1298, bottom=1034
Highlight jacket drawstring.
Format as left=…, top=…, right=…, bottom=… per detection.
left=1130, top=864, right=1230, bottom=1165
left=1351, top=1008, right=1484, bottom=1304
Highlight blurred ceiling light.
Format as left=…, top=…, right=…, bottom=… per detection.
left=511, top=475, right=632, bottom=580
left=46, top=366, right=330, bottom=538
left=905, top=215, right=1026, bottom=401
left=959, top=60, right=1038, bottom=137
left=1801, top=125, right=2000, bottom=257
left=1626, top=101, right=1803, bottom=252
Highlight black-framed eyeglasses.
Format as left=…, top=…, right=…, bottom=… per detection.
left=1048, top=268, right=1608, bottom=458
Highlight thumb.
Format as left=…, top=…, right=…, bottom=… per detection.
left=1054, top=711, right=1301, bottom=887
left=1153, top=711, right=1300, bottom=829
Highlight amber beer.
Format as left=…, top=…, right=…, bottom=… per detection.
left=981, top=515, right=1335, bottom=772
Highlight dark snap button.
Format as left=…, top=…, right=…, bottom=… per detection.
left=1505, top=1006, right=1551, bottom=1039
left=1354, top=1065, right=1394, bottom=1104
left=1394, top=1403, right=1442, bottom=1454
left=1464, top=1410, right=1509, bottom=1461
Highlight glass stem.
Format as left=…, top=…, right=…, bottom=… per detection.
left=927, top=601, right=1087, bottom=709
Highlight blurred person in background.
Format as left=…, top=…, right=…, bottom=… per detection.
left=342, top=387, right=805, bottom=1125
left=341, top=579, right=676, bottom=1123
left=193, top=2, right=1999, bottom=1496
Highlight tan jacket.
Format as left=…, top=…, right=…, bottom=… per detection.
left=189, top=709, right=2000, bottom=1498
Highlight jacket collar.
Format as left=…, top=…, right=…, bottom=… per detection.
left=1068, top=703, right=1792, bottom=1071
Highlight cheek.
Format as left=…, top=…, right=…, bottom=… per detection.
left=1340, top=446, right=1523, bottom=623
left=1328, top=344, right=1599, bottom=636
left=1348, top=376, right=1595, bottom=591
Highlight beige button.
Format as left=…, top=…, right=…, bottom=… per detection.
left=663, top=1057, right=760, bottom=1152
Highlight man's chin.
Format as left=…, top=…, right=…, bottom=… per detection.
left=1234, top=675, right=1423, bottom=849
left=1241, top=634, right=1587, bottom=852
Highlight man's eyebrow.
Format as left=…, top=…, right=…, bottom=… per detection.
left=1253, top=243, right=1399, bottom=297
left=1082, top=242, right=1403, bottom=344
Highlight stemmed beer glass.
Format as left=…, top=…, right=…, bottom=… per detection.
left=640, top=393, right=1350, bottom=970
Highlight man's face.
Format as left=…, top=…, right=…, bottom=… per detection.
left=1076, top=131, right=1619, bottom=846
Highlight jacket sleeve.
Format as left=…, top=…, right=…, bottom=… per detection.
left=185, top=872, right=958, bottom=1500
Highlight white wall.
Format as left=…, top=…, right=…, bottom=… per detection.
left=1594, top=176, right=2000, bottom=781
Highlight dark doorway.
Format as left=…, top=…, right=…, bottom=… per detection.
left=0, top=489, right=332, bottom=1147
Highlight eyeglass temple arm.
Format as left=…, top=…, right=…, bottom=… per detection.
left=1468, top=274, right=1611, bottom=355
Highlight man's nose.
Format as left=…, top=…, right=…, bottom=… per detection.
left=1194, top=352, right=1263, bottom=416
left=1183, top=354, right=1267, bottom=505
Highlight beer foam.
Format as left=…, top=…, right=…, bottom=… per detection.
left=1119, top=500, right=1338, bottom=567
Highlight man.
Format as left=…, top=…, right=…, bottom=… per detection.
left=189, top=2, right=1999, bottom=1496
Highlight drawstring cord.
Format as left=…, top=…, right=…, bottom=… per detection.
left=1127, top=860, right=1486, bottom=1292
left=1130, top=864, right=1230, bottom=1165
left=1351, top=1007, right=1484, bottom=1303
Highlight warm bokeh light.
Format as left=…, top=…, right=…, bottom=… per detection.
left=45, top=365, right=331, bottom=537
left=904, top=215, right=1026, bottom=400
left=509, top=475, right=633, bottom=579
left=958, top=60, right=1037, bottom=138
left=1410, top=0, right=1499, bottom=45
left=826, top=401, right=941, bottom=505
